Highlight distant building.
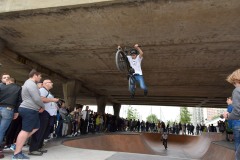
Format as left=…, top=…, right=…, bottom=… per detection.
left=206, top=108, right=225, bottom=120
left=189, top=107, right=204, bottom=126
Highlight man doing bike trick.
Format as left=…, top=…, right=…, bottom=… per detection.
left=127, top=44, right=148, bottom=98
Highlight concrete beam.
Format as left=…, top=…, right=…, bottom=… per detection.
left=0, top=0, right=114, bottom=13
left=0, top=48, right=67, bottom=82
left=0, top=48, right=110, bottom=104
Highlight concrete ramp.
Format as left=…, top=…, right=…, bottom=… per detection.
left=63, top=133, right=235, bottom=160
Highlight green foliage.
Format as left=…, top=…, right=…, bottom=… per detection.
left=180, top=107, right=191, bottom=124
left=211, top=115, right=220, bottom=120
left=167, top=120, right=176, bottom=126
left=146, top=114, right=158, bottom=123
left=127, top=106, right=138, bottom=120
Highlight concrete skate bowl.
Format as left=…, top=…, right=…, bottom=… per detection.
left=63, top=133, right=235, bottom=159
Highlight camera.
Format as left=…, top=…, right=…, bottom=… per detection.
left=56, top=99, right=65, bottom=107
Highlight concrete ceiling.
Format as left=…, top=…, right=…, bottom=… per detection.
left=0, top=0, right=239, bottom=108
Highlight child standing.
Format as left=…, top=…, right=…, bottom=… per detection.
left=223, top=69, right=240, bottom=160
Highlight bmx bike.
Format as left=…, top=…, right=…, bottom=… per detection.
left=115, top=46, right=136, bottom=97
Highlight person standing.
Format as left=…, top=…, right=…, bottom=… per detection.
left=29, top=79, right=59, bottom=155
left=81, top=106, right=90, bottom=134
left=0, top=77, right=22, bottom=159
left=223, top=69, right=240, bottom=160
left=225, top=97, right=234, bottom=141
left=12, top=69, right=45, bottom=160
left=41, top=79, right=59, bottom=140
left=162, top=132, right=168, bottom=150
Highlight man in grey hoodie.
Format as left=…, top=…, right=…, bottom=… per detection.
left=12, top=69, right=45, bottom=160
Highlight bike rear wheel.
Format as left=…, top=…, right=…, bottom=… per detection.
left=128, top=75, right=135, bottom=94
left=115, top=50, right=128, bottom=72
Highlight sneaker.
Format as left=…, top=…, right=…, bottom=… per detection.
left=12, top=152, right=29, bottom=160
left=28, top=151, right=43, bottom=156
left=10, top=144, right=16, bottom=151
left=38, top=148, right=47, bottom=153
left=4, top=145, right=10, bottom=150
left=74, top=132, right=78, bottom=136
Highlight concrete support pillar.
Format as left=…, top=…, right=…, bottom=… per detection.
left=113, top=103, right=121, bottom=118
left=63, top=80, right=81, bottom=111
left=96, top=95, right=107, bottom=114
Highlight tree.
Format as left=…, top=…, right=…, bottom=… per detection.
left=212, top=115, right=220, bottom=120
left=180, top=107, right=191, bottom=124
left=146, top=114, right=158, bottom=123
left=127, top=106, right=139, bottom=120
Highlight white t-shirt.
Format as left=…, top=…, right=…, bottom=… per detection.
left=127, top=55, right=143, bottom=75
left=162, top=133, right=168, bottom=140
left=40, top=88, right=58, bottom=116
left=81, top=110, right=90, bottom=120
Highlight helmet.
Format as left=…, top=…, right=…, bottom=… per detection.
left=130, top=49, right=138, bottom=55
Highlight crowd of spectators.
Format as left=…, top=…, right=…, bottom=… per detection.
left=0, top=69, right=237, bottom=160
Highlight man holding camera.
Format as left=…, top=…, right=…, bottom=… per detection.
left=29, top=79, right=59, bottom=156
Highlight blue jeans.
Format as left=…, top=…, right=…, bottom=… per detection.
left=129, top=74, right=147, bottom=94
left=233, top=120, right=240, bottom=160
left=0, top=106, right=14, bottom=147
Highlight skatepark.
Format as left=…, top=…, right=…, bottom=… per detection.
left=2, top=132, right=234, bottom=160
left=0, top=0, right=239, bottom=159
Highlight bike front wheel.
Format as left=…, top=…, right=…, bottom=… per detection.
left=115, top=50, right=128, bottom=72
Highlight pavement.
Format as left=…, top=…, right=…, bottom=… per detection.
left=1, top=132, right=235, bottom=160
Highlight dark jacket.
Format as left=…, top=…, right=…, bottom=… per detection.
left=0, top=83, right=22, bottom=113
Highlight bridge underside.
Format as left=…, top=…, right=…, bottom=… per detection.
left=0, top=0, right=239, bottom=108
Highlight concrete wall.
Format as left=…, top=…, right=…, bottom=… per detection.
left=0, top=0, right=113, bottom=13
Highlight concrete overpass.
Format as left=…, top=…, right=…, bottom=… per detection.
left=0, top=0, right=239, bottom=112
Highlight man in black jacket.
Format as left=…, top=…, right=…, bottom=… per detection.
left=0, top=77, right=22, bottom=159
left=0, top=73, right=10, bottom=86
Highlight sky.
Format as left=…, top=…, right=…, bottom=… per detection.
left=85, top=105, right=180, bottom=122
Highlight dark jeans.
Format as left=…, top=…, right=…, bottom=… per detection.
left=0, top=107, right=14, bottom=146
left=233, top=121, right=240, bottom=160
left=163, top=139, right=168, bottom=148
left=56, top=120, right=63, bottom=137
left=5, top=116, right=22, bottom=146
left=129, top=75, right=147, bottom=94
left=29, top=110, right=50, bottom=152
left=44, top=115, right=56, bottom=139
left=82, top=120, right=88, bottom=134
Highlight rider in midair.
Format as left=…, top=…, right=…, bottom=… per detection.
left=127, top=44, right=148, bottom=98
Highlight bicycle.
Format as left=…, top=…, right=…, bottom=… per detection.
left=115, top=46, right=136, bottom=97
